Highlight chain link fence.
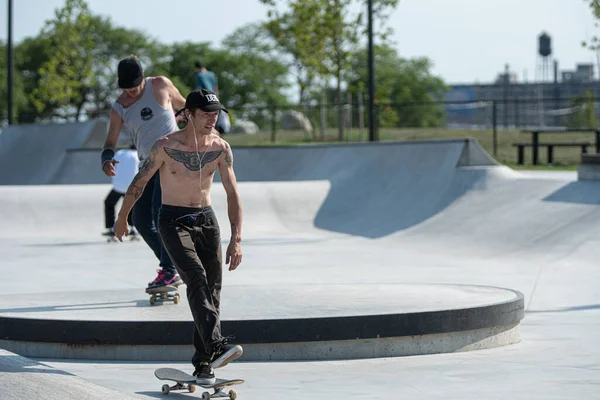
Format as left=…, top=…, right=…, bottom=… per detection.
left=2, top=96, right=598, bottom=165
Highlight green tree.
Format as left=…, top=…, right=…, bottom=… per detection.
left=0, top=41, right=30, bottom=123
left=260, top=0, right=400, bottom=138
left=20, top=0, right=169, bottom=122
left=149, top=34, right=290, bottom=130
left=257, top=1, right=327, bottom=103
left=30, top=0, right=95, bottom=121
left=221, top=24, right=291, bottom=108
left=85, top=14, right=170, bottom=118
left=569, top=90, right=597, bottom=129
left=582, top=0, right=600, bottom=76
left=347, top=44, right=447, bottom=128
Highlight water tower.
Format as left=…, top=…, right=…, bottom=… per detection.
left=535, top=32, right=553, bottom=127
left=536, top=32, right=552, bottom=82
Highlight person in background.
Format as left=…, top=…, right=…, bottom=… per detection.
left=103, top=144, right=139, bottom=237
left=195, top=61, right=230, bottom=135
left=101, top=55, right=187, bottom=291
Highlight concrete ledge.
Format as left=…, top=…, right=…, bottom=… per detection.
left=0, top=284, right=524, bottom=361
left=1, top=323, right=520, bottom=361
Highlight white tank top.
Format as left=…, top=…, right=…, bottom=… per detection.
left=112, top=78, right=178, bottom=161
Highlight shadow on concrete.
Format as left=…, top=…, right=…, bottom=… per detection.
left=136, top=391, right=194, bottom=399
left=543, top=181, right=600, bottom=205
left=0, top=300, right=150, bottom=315
left=0, top=354, right=73, bottom=376
left=24, top=241, right=109, bottom=247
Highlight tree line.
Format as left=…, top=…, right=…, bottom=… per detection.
left=0, top=0, right=448, bottom=131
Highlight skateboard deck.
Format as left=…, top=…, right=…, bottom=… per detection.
left=146, top=285, right=180, bottom=305
left=155, top=367, right=244, bottom=399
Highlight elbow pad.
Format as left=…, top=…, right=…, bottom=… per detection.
left=101, top=148, right=115, bottom=167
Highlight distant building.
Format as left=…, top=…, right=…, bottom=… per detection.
left=444, top=63, right=599, bottom=129
left=562, top=64, right=594, bottom=83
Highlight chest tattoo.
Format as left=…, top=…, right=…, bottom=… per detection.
left=164, top=148, right=223, bottom=172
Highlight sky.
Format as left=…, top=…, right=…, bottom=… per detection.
left=0, top=0, right=597, bottom=85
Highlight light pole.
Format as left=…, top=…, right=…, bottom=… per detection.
left=7, top=0, right=14, bottom=125
left=367, top=0, right=376, bottom=141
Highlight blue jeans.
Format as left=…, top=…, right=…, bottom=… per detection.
left=132, top=172, right=176, bottom=273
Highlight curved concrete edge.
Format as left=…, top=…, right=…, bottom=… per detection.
left=0, top=323, right=520, bottom=361
left=0, top=349, right=138, bottom=399
left=0, top=289, right=524, bottom=345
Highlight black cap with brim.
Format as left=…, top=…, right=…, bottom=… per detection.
left=118, top=58, right=144, bottom=89
left=176, top=88, right=228, bottom=116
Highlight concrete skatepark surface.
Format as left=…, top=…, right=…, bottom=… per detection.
left=0, top=127, right=598, bottom=399
left=0, top=349, right=139, bottom=400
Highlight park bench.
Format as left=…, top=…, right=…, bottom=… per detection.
left=515, top=128, right=600, bottom=165
left=512, top=142, right=592, bottom=165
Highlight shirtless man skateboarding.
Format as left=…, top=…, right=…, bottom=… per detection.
left=113, top=89, right=243, bottom=385
left=101, top=56, right=186, bottom=291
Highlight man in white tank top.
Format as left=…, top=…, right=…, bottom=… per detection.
left=101, top=56, right=187, bottom=291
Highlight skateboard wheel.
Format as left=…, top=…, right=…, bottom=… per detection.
left=162, top=384, right=170, bottom=394
left=188, top=384, right=196, bottom=393
left=150, top=295, right=156, bottom=305
left=229, top=389, right=237, bottom=400
left=174, top=294, right=180, bottom=304
left=202, top=392, right=210, bottom=400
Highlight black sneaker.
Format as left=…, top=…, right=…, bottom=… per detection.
left=210, top=338, right=243, bottom=369
left=193, top=362, right=215, bottom=385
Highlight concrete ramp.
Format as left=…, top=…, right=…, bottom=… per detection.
left=0, top=121, right=96, bottom=185
left=0, top=120, right=131, bottom=185
left=226, top=138, right=499, bottom=238
left=0, top=349, right=138, bottom=399
left=51, top=149, right=111, bottom=184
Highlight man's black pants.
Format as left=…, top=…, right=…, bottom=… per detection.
left=157, top=205, right=224, bottom=367
left=104, top=189, right=133, bottom=229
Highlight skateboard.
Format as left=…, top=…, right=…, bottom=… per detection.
left=146, top=285, right=181, bottom=305
left=102, top=231, right=140, bottom=242
left=154, top=367, right=244, bottom=399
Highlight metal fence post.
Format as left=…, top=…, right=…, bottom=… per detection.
left=270, top=107, right=277, bottom=143
left=492, top=101, right=498, bottom=156
left=532, top=131, right=539, bottom=165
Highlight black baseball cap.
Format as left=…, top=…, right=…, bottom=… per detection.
left=118, top=57, right=144, bottom=89
left=176, top=89, right=228, bottom=116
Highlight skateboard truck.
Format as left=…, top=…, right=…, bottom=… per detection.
left=200, top=387, right=238, bottom=400
left=146, top=285, right=180, bottom=305
left=161, top=381, right=196, bottom=395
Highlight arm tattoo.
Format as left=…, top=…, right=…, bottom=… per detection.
left=225, top=148, right=233, bottom=167
left=164, top=148, right=223, bottom=171
left=125, top=173, right=145, bottom=200
left=138, top=154, right=155, bottom=174
left=125, top=146, right=158, bottom=200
